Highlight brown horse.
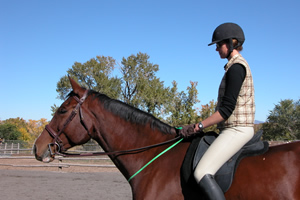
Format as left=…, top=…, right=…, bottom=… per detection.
left=34, top=77, right=300, bottom=200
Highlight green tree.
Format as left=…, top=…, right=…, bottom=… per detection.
left=53, top=52, right=202, bottom=124
left=0, top=123, right=22, bottom=140
left=0, top=118, right=49, bottom=144
left=167, top=81, right=200, bottom=125
left=165, top=81, right=182, bottom=125
left=182, top=81, right=200, bottom=124
left=120, top=52, right=172, bottom=117
left=51, top=104, right=59, bottom=117
left=262, top=99, right=300, bottom=140
left=56, top=55, right=122, bottom=101
left=3, top=117, right=27, bottom=129
left=0, top=118, right=27, bottom=140
left=198, top=100, right=218, bottom=133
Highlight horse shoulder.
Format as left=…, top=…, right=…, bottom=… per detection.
left=131, top=141, right=190, bottom=200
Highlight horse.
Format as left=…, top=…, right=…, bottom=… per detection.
left=34, top=77, right=300, bottom=200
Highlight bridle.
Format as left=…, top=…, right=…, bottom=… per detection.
left=45, top=89, right=182, bottom=158
left=45, top=90, right=90, bottom=156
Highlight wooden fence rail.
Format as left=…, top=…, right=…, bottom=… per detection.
left=0, top=155, right=116, bottom=171
left=0, top=142, right=116, bottom=171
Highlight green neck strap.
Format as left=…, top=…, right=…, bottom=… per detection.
left=127, top=137, right=183, bottom=182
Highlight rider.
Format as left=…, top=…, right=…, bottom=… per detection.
left=178, top=22, right=255, bottom=199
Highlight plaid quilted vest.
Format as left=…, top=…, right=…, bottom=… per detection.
left=216, top=54, right=255, bottom=129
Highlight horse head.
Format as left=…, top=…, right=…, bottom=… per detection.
left=34, top=77, right=95, bottom=162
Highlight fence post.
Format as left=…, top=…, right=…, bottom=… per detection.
left=4, top=143, right=7, bottom=154
left=11, top=143, right=13, bottom=154
left=58, top=158, right=62, bottom=172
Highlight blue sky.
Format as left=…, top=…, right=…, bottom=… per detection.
left=1, top=0, right=299, bottom=122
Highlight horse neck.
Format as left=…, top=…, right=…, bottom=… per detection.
left=91, top=105, right=176, bottom=179
left=94, top=108, right=173, bottom=150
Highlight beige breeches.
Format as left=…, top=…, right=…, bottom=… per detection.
left=194, top=127, right=254, bottom=182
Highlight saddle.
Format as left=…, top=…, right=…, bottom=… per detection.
left=181, top=130, right=269, bottom=194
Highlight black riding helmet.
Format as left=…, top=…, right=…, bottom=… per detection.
left=208, top=23, right=245, bottom=58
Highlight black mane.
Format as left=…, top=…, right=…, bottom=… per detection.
left=88, top=90, right=174, bottom=135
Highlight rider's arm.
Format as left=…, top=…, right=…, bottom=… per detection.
left=195, top=64, right=246, bottom=131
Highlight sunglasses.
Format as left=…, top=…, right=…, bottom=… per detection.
left=216, top=42, right=226, bottom=48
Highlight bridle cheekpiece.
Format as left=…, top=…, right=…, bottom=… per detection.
left=45, top=90, right=90, bottom=156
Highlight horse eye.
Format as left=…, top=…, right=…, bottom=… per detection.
left=58, top=108, right=68, bottom=114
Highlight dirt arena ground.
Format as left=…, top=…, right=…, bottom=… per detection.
left=0, top=157, right=132, bottom=200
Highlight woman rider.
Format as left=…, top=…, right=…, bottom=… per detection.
left=178, top=22, right=255, bottom=199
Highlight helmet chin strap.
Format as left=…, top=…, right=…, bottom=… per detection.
left=226, top=39, right=233, bottom=59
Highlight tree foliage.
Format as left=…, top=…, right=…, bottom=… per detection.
left=51, top=52, right=223, bottom=127
left=56, top=55, right=122, bottom=101
left=262, top=99, right=300, bottom=140
left=0, top=118, right=26, bottom=140
left=198, top=100, right=218, bottom=133
left=0, top=123, right=21, bottom=140
left=26, top=119, right=48, bottom=143
left=120, top=52, right=172, bottom=117
left=0, top=118, right=48, bottom=144
left=166, top=81, right=200, bottom=125
left=53, top=52, right=186, bottom=121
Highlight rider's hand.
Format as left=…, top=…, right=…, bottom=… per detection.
left=177, top=124, right=198, bottom=138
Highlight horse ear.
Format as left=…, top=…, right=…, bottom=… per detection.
left=68, top=76, right=85, bottom=96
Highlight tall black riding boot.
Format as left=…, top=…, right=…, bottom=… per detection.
left=198, top=174, right=225, bottom=200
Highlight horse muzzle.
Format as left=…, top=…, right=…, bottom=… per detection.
left=33, top=144, right=55, bottom=163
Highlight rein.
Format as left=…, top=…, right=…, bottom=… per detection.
left=45, top=89, right=183, bottom=158
left=128, top=137, right=184, bottom=182
left=58, top=136, right=182, bottom=157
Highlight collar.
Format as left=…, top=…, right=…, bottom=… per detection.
left=224, top=54, right=241, bottom=71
